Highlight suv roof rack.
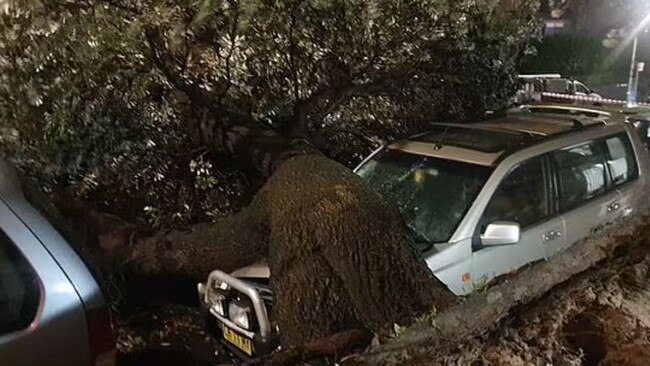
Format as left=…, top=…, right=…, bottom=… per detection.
left=516, top=104, right=611, bottom=118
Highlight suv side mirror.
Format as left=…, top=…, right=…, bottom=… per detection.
left=480, top=222, right=521, bottom=246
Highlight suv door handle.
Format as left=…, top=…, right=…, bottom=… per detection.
left=543, top=229, right=562, bottom=242
left=607, top=201, right=620, bottom=213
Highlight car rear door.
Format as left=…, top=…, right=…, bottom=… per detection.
left=548, top=137, right=622, bottom=257
left=0, top=200, right=91, bottom=366
left=602, top=132, right=644, bottom=219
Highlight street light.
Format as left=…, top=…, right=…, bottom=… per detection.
left=625, top=13, right=650, bottom=107
left=627, top=36, right=639, bottom=107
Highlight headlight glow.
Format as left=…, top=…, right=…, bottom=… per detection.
left=229, top=302, right=251, bottom=330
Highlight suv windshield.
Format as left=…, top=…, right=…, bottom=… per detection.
left=357, top=150, right=493, bottom=250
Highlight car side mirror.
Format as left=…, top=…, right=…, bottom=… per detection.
left=480, top=222, right=520, bottom=246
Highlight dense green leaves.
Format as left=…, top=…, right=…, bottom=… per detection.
left=0, top=0, right=539, bottom=228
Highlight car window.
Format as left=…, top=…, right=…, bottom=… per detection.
left=553, top=141, right=607, bottom=211
left=604, top=134, right=639, bottom=186
left=0, top=230, right=40, bottom=336
left=546, top=79, right=570, bottom=93
left=575, top=82, right=589, bottom=94
left=357, top=150, right=492, bottom=247
left=481, top=156, right=550, bottom=230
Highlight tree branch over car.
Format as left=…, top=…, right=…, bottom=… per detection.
left=0, top=0, right=543, bottom=359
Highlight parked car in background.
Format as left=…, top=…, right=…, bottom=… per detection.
left=516, top=74, right=603, bottom=106
left=198, top=106, right=650, bottom=360
left=0, top=158, right=115, bottom=366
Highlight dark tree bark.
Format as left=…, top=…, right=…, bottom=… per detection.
left=263, top=153, right=456, bottom=346
left=47, top=189, right=269, bottom=279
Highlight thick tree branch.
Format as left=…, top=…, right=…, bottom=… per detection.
left=303, top=62, right=420, bottom=123
left=45, top=189, right=270, bottom=280
left=145, top=27, right=315, bottom=177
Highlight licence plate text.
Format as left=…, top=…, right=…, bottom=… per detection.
left=222, top=324, right=253, bottom=356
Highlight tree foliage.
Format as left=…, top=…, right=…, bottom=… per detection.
left=0, top=0, right=539, bottom=229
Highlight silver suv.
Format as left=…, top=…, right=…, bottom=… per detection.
left=198, top=106, right=650, bottom=360
left=0, top=158, right=116, bottom=366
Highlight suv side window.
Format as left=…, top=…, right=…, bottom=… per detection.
left=0, top=230, right=40, bottom=336
left=553, top=141, right=607, bottom=211
left=575, top=82, right=590, bottom=94
left=481, top=156, right=550, bottom=230
left=604, top=133, right=639, bottom=186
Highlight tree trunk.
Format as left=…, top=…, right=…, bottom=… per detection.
left=263, top=153, right=456, bottom=346
left=47, top=190, right=270, bottom=280
left=43, top=150, right=456, bottom=347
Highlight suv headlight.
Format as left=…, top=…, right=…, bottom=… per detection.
left=229, top=302, right=251, bottom=330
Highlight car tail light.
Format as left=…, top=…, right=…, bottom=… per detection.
left=85, top=306, right=116, bottom=366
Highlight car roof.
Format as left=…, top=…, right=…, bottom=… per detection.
left=0, top=157, right=106, bottom=309
left=386, top=105, right=617, bottom=167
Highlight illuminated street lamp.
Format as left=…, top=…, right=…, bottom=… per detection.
left=626, top=14, right=650, bottom=107
left=627, top=36, right=639, bottom=107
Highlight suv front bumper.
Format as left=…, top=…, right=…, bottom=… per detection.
left=198, top=270, right=279, bottom=360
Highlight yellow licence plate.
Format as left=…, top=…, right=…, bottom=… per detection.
left=222, top=324, right=253, bottom=356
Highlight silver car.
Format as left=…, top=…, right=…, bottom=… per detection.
left=198, top=105, right=650, bottom=359
left=0, top=159, right=116, bottom=366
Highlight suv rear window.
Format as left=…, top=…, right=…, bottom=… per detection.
left=553, top=133, right=639, bottom=211
left=604, top=134, right=638, bottom=186
left=553, top=141, right=607, bottom=211
left=0, top=230, right=40, bottom=335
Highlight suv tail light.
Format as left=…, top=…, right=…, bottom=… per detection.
left=85, top=306, right=116, bottom=366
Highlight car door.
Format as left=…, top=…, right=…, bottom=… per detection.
left=602, top=133, right=642, bottom=219
left=549, top=138, right=621, bottom=256
left=472, top=155, right=564, bottom=285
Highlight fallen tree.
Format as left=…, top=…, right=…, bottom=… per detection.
left=1, top=0, right=540, bottom=356
left=41, top=117, right=458, bottom=345
left=7, top=0, right=647, bottom=362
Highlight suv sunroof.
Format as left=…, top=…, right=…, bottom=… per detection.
left=412, top=125, right=540, bottom=153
